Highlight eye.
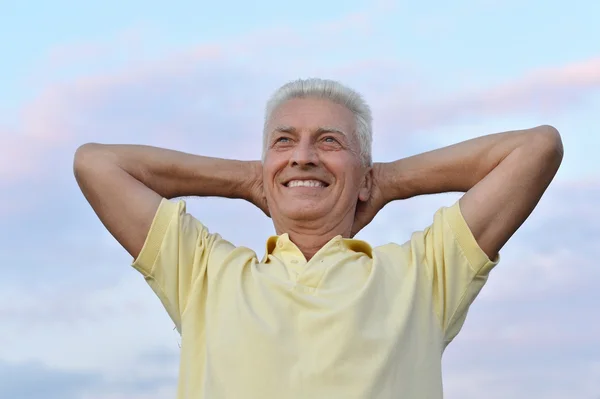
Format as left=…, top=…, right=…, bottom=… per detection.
left=275, top=137, right=290, bottom=143
left=323, top=136, right=338, bottom=143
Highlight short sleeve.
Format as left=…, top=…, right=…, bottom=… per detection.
left=131, top=198, right=233, bottom=333
left=410, top=200, right=500, bottom=345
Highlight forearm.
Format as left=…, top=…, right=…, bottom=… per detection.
left=77, top=143, right=258, bottom=200
left=379, top=125, right=558, bottom=201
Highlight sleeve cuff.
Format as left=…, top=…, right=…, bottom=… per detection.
left=131, top=198, right=183, bottom=276
left=446, top=200, right=500, bottom=274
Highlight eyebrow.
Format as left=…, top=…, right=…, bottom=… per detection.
left=271, top=125, right=347, bottom=136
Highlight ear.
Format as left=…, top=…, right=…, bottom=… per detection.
left=358, top=167, right=373, bottom=202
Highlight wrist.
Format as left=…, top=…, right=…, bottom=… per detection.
left=238, top=160, right=263, bottom=201
left=376, top=161, right=414, bottom=203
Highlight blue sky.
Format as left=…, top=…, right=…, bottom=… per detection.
left=2, top=1, right=599, bottom=398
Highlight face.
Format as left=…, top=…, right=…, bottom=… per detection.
left=263, top=97, right=371, bottom=231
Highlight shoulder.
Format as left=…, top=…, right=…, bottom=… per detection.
left=374, top=200, right=499, bottom=273
left=133, top=198, right=238, bottom=274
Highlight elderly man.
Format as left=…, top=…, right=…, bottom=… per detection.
left=74, top=78, right=563, bottom=399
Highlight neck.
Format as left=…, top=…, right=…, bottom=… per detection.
left=272, top=214, right=353, bottom=260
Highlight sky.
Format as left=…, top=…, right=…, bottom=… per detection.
left=1, top=0, right=599, bottom=398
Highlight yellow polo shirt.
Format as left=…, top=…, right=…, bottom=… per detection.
left=132, top=198, right=499, bottom=399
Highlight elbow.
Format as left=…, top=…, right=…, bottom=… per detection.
left=532, top=125, right=563, bottom=148
left=73, top=143, right=112, bottom=175
left=529, top=125, right=564, bottom=171
left=75, top=142, right=103, bottom=157
left=74, top=143, right=97, bottom=172
left=531, top=125, right=564, bottom=159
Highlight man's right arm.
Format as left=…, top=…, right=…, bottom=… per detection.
left=73, top=143, right=262, bottom=259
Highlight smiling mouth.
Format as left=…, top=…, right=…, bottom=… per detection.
left=284, top=180, right=329, bottom=188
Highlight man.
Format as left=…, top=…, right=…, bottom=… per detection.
left=74, top=78, right=563, bottom=398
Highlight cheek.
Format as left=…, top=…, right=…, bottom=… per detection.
left=264, top=151, right=287, bottom=168
left=330, top=158, right=363, bottom=182
left=262, top=158, right=283, bottom=187
left=340, top=167, right=367, bottom=194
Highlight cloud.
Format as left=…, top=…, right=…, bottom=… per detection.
left=443, top=361, right=600, bottom=399
left=377, top=57, right=600, bottom=134
left=0, top=357, right=178, bottom=399
left=0, top=360, right=101, bottom=399
left=443, top=289, right=600, bottom=398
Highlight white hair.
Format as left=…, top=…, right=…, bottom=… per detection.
left=262, top=78, right=373, bottom=166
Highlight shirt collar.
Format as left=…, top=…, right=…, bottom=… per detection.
left=261, top=233, right=373, bottom=263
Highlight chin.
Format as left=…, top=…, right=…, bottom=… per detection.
left=282, top=203, right=330, bottom=222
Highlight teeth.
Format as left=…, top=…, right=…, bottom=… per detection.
left=287, top=180, right=325, bottom=188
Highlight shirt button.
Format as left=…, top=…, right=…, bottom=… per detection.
left=291, top=259, right=298, bottom=264
left=277, top=241, right=284, bottom=248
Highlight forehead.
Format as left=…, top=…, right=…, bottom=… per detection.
left=268, top=97, right=356, bottom=133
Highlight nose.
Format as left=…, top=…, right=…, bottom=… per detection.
left=289, top=138, right=318, bottom=168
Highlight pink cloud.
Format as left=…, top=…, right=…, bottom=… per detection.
left=379, top=57, right=600, bottom=132
left=463, top=57, right=600, bottom=111
left=0, top=86, right=86, bottom=182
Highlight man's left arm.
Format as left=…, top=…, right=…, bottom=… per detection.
left=458, top=126, right=563, bottom=259
left=376, top=125, right=564, bottom=258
